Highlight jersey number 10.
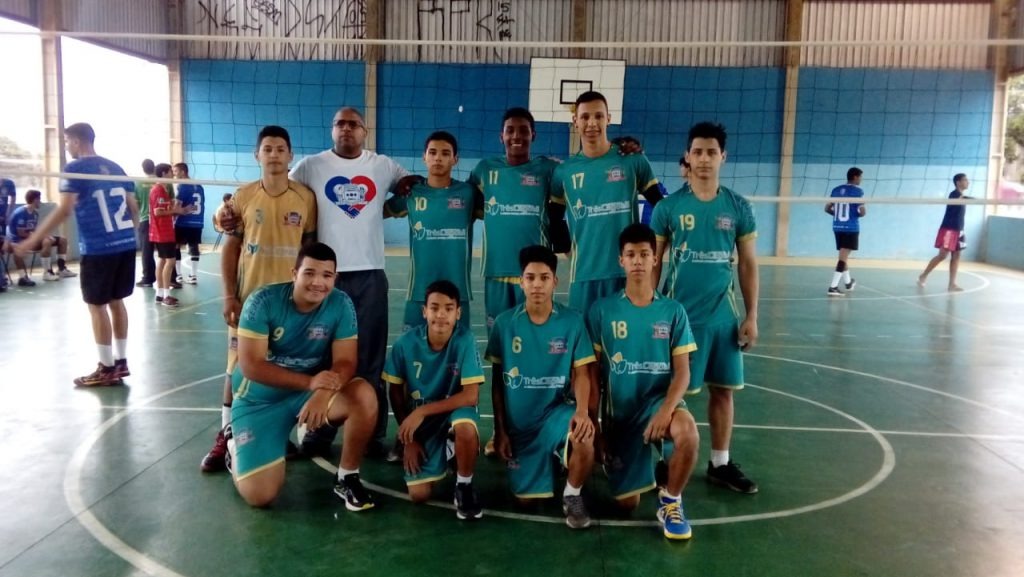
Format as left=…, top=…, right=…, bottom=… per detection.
left=834, top=203, right=852, bottom=222
left=93, top=187, right=133, bottom=233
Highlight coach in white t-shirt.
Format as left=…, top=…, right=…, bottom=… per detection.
left=291, top=106, right=420, bottom=458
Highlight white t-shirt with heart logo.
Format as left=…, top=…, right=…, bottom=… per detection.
left=291, top=149, right=409, bottom=272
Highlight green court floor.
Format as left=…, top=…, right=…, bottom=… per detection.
left=1, top=254, right=1022, bottom=577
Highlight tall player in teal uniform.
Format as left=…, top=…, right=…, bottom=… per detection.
left=651, top=121, right=760, bottom=495
left=18, top=123, right=140, bottom=386
left=383, top=281, right=485, bottom=520
left=587, top=224, right=700, bottom=540
left=385, top=131, right=482, bottom=331
left=487, top=245, right=596, bottom=529
left=230, top=242, right=378, bottom=508
left=825, top=167, right=865, bottom=296
left=550, top=91, right=664, bottom=313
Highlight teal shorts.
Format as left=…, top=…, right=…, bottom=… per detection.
left=484, top=277, right=524, bottom=335
left=403, top=300, right=472, bottom=332
left=604, top=396, right=688, bottom=499
left=231, top=373, right=315, bottom=480
left=687, top=321, right=745, bottom=394
left=507, top=403, right=575, bottom=499
left=405, top=406, right=480, bottom=486
left=568, top=277, right=625, bottom=313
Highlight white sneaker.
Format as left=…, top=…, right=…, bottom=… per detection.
left=58, top=268, right=77, bottom=278
left=186, top=275, right=198, bottom=285
left=43, top=270, right=59, bottom=281
left=175, top=275, right=184, bottom=283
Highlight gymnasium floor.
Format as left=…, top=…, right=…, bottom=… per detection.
left=1, top=252, right=1022, bottom=577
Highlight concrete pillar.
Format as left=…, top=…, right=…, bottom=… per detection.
left=39, top=0, right=64, bottom=201
left=775, top=0, right=804, bottom=257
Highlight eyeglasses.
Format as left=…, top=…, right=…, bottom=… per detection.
left=334, top=119, right=364, bottom=129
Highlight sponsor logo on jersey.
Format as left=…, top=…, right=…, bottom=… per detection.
left=548, top=337, right=568, bottom=354
left=235, top=428, right=254, bottom=446
left=606, top=167, right=626, bottom=183
left=672, top=242, right=731, bottom=265
left=715, top=215, right=734, bottom=231
left=447, top=197, right=465, bottom=210
left=484, top=196, right=541, bottom=217
left=324, top=175, right=378, bottom=219
left=609, top=352, right=670, bottom=376
left=254, top=209, right=264, bottom=225
left=412, top=221, right=467, bottom=241
left=652, top=322, right=671, bottom=340
left=283, top=211, right=302, bottom=226
left=307, top=325, right=330, bottom=340
left=570, top=198, right=632, bottom=221
left=245, top=242, right=259, bottom=256
left=449, top=363, right=460, bottom=378
left=503, top=366, right=565, bottom=390
left=520, top=174, right=540, bottom=187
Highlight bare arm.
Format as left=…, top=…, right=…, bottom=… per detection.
left=736, top=238, right=760, bottom=350
left=221, top=233, right=243, bottom=326
left=653, top=238, right=670, bottom=291
left=825, top=202, right=835, bottom=215
left=491, top=364, right=508, bottom=438
left=237, top=336, right=332, bottom=391
left=416, top=384, right=479, bottom=418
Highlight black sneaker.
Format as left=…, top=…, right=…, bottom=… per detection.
left=562, top=494, right=591, bottom=529
left=454, top=482, right=483, bottom=520
left=845, top=278, right=856, bottom=291
left=707, top=460, right=759, bottom=494
left=826, top=286, right=843, bottom=297
left=113, top=359, right=131, bottom=378
left=136, top=280, right=153, bottom=288
left=333, top=473, right=375, bottom=511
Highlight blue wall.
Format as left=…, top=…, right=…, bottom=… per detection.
left=984, top=216, right=1024, bottom=270
left=181, top=61, right=992, bottom=258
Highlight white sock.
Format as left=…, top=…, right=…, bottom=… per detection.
left=175, top=262, right=181, bottom=276
left=338, top=467, right=359, bottom=480
left=456, top=474, right=473, bottom=485
left=563, top=483, right=582, bottom=497
left=841, top=270, right=851, bottom=285
left=660, top=489, right=681, bottom=502
left=160, top=288, right=169, bottom=298
left=97, top=345, right=114, bottom=367
left=711, top=450, right=730, bottom=468
left=41, top=257, right=51, bottom=271
left=188, top=259, right=198, bottom=276
left=114, top=339, right=127, bottom=360
left=830, top=271, right=842, bottom=288
left=221, top=405, right=231, bottom=428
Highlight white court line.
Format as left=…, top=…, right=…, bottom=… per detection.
left=857, top=274, right=989, bottom=330
left=760, top=271, right=989, bottom=302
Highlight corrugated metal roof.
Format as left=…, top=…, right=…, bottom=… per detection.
left=61, top=0, right=168, bottom=61
left=0, top=0, right=34, bottom=24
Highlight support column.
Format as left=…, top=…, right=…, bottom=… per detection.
left=364, top=0, right=382, bottom=151
left=568, top=0, right=587, bottom=155
left=40, top=0, right=64, bottom=201
left=988, top=0, right=1014, bottom=214
left=168, top=0, right=185, bottom=163
left=775, top=0, right=803, bottom=257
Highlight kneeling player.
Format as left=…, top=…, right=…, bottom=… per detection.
left=384, top=280, right=485, bottom=519
left=230, top=242, right=378, bottom=509
left=588, top=224, right=700, bottom=540
left=486, top=245, right=596, bottom=529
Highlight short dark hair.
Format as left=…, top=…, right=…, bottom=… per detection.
left=847, top=167, right=863, bottom=182
left=222, top=193, right=233, bottom=202
left=25, top=189, right=42, bottom=203
left=258, top=125, right=291, bottom=150
left=65, top=123, right=95, bottom=144
left=424, top=130, right=458, bottom=156
left=678, top=156, right=690, bottom=169
left=142, top=159, right=155, bottom=175
left=502, top=107, right=536, bottom=136
left=295, top=241, right=337, bottom=269
left=953, top=173, right=967, bottom=186
left=154, top=163, right=173, bottom=178
left=618, top=223, right=657, bottom=253
left=174, top=162, right=190, bottom=175
left=425, top=280, right=461, bottom=304
left=519, top=245, right=557, bottom=275
left=575, top=91, right=608, bottom=109
left=687, top=121, right=727, bottom=151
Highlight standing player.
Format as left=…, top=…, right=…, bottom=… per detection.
left=384, top=131, right=481, bottom=332
left=200, top=126, right=318, bottom=473
left=651, top=121, right=760, bottom=495
left=918, top=174, right=971, bottom=292
left=486, top=245, right=596, bottom=529
left=549, top=91, right=663, bottom=313
left=135, top=159, right=157, bottom=287
left=290, top=106, right=420, bottom=459
left=230, top=242, right=378, bottom=509
left=587, top=224, right=700, bottom=540
left=149, top=163, right=182, bottom=307
left=172, top=163, right=205, bottom=285
left=16, top=123, right=139, bottom=386
left=383, top=281, right=485, bottom=520
left=825, top=167, right=866, bottom=296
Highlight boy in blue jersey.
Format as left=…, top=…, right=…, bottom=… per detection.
left=5, top=189, right=68, bottom=285
left=384, top=131, right=482, bottom=332
left=487, top=245, right=596, bottom=529
left=919, top=173, right=971, bottom=292
left=825, top=167, right=866, bottom=296
left=229, top=242, right=378, bottom=509
left=651, top=122, right=760, bottom=495
left=383, top=280, right=485, bottom=520
left=172, top=163, right=205, bottom=285
left=587, top=224, right=700, bottom=540
left=17, top=123, right=140, bottom=386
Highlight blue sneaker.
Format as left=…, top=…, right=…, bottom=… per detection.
left=657, top=493, right=692, bottom=540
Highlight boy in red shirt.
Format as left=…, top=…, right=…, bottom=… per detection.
left=149, top=163, right=184, bottom=307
